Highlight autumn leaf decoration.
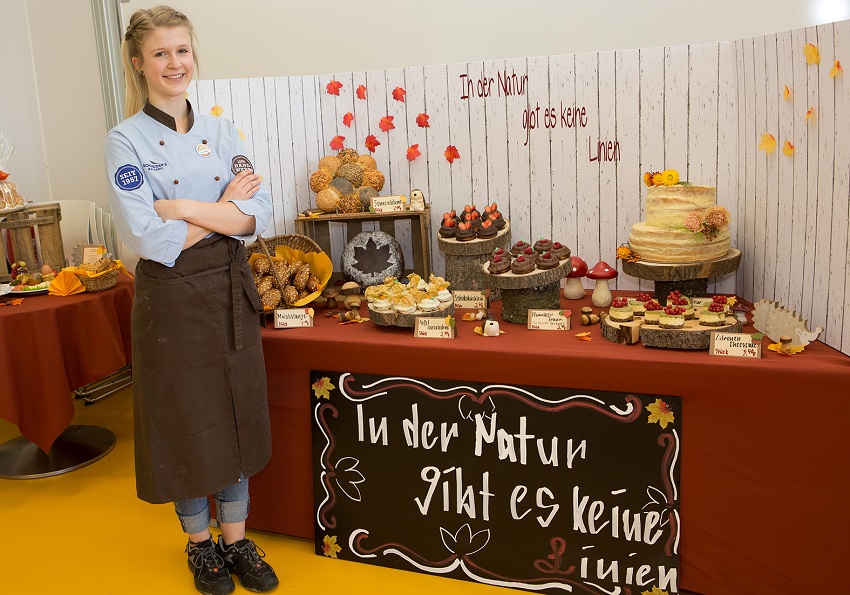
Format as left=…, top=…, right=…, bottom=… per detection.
left=379, top=116, right=395, bottom=132
left=326, top=79, right=342, bottom=95
left=768, top=342, right=805, bottom=355
left=830, top=59, right=842, bottom=78
left=312, top=376, right=335, bottom=400
left=392, top=86, right=406, bottom=102
left=782, top=140, right=794, bottom=157
left=323, top=535, right=342, bottom=558
left=210, top=105, right=224, bottom=116
left=342, top=112, right=354, bottom=127
left=641, top=587, right=670, bottom=595
left=575, top=332, right=592, bottom=342
left=406, top=144, right=421, bottom=161
left=805, top=107, right=815, bottom=124
left=647, top=398, right=675, bottom=429
left=758, top=133, right=776, bottom=154
left=356, top=84, right=367, bottom=100
left=445, top=145, right=460, bottom=163
left=364, top=135, right=381, bottom=153
left=783, top=85, right=792, bottom=100
left=416, top=113, right=430, bottom=128
left=803, top=43, right=820, bottom=65
left=329, top=136, right=346, bottom=151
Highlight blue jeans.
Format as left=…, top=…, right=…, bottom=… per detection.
left=173, top=478, right=250, bottom=535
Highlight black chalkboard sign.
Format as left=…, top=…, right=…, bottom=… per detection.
left=310, top=371, right=681, bottom=594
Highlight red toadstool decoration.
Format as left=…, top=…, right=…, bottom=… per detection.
left=563, top=256, right=588, bottom=300
left=586, top=261, right=618, bottom=307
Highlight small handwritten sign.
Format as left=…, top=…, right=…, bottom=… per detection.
left=527, top=309, right=571, bottom=330
left=691, top=297, right=713, bottom=309
left=709, top=332, right=761, bottom=358
left=371, top=195, right=406, bottom=213
left=414, top=316, right=455, bottom=339
left=274, top=308, right=314, bottom=329
left=81, top=244, right=106, bottom=265
left=452, top=290, right=487, bottom=309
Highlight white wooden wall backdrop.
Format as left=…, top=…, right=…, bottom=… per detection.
left=187, top=19, right=850, bottom=356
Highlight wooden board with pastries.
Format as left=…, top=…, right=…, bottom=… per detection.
left=602, top=315, right=743, bottom=349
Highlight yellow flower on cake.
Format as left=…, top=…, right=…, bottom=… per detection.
left=643, top=172, right=654, bottom=187
left=651, top=172, right=664, bottom=186
left=661, top=169, right=680, bottom=186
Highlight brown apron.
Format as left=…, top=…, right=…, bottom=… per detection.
left=132, top=234, right=272, bottom=503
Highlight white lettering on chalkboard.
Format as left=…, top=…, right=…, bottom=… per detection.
left=573, top=487, right=664, bottom=544
left=509, top=485, right=561, bottom=527
left=356, top=404, right=388, bottom=445
left=403, top=404, right=459, bottom=452
left=414, top=466, right=493, bottom=520
left=474, top=413, right=587, bottom=469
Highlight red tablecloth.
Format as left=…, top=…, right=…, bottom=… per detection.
left=0, top=276, right=133, bottom=452
left=250, top=294, right=850, bottom=594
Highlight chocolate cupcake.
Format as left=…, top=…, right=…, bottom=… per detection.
left=455, top=222, right=476, bottom=241
left=537, top=251, right=559, bottom=269
left=477, top=219, right=497, bottom=238
left=491, top=247, right=510, bottom=262
left=488, top=255, right=511, bottom=274
left=510, top=255, right=536, bottom=274
left=550, top=241, right=570, bottom=260
left=510, top=241, right=531, bottom=256
left=488, top=211, right=507, bottom=229
left=439, top=218, right=457, bottom=238
left=522, top=246, right=539, bottom=262
left=533, top=238, right=553, bottom=254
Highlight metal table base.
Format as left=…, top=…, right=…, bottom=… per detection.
left=0, top=425, right=116, bottom=479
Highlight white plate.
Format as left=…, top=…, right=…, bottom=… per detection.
left=10, top=284, right=50, bottom=296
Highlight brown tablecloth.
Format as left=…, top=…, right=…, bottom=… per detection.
left=0, top=276, right=133, bottom=452
left=250, top=293, right=850, bottom=594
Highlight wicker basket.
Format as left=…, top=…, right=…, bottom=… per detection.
left=77, top=268, right=119, bottom=292
left=246, top=234, right=324, bottom=300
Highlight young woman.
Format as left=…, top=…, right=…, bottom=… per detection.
left=105, top=6, right=278, bottom=594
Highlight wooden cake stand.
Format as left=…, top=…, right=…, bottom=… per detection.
left=437, top=222, right=511, bottom=291
left=621, top=248, right=741, bottom=302
left=602, top=314, right=743, bottom=350
left=482, top=258, right=570, bottom=324
left=369, top=302, right=454, bottom=328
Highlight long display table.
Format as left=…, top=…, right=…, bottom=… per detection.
left=250, top=293, right=850, bottom=594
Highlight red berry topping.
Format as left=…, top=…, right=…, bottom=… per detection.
left=493, top=256, right=503, bottom=263
left=664, top=305, right=685, bottom=315
left=524, top=247, right=534, bottom=255
left=637, top=292, right=653, bottom=302
left=481, top=219, right=492, bottom=228
left=645, top=300, right=663, bottom=311
left=495, top=248, right=505, bottom=255
left=542, top=251, right=552, bottom=259
left=515, top=241, right=524, bottom=247
left=553, top=242, right=562, bottom=249
left=712, top=295, right=728, bottom=304
left=612, top=297, right=629, bottom=308
left=516, top=256, right=526, bottom=262
left=708, top=303, right=725, bottom=313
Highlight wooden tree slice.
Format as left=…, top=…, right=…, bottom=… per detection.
left=368, top=302, right=454, bottom=328
left=482, top=258, right=570, bottom=290
left=621, top=248, right=741, bottom=281
left=602, top=315, right=743, bottom=350
left=600, top=317, right=643, bottom=344
left=438, top=221, right=511, bottom=256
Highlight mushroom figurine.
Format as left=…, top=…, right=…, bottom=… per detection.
left=586, top=261, right=618, bottom=307
left=322, top=288, right=340, bottom=309
left=563, top=256, right=588, bottom=300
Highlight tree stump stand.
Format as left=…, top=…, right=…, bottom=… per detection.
left=482, top=258, right=569, bottom=324
left=438, top=222, right=511, bottom=294
left=601, top=315, right=743, bottom=350
left=621, top=248, right=741, bottom=303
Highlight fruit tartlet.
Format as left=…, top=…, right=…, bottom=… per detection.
left=609, top=297, right=634, bottom=322
left=643, top=300, right=664, bottom=324
left=667, top=291, right=693, bottom=319
left=699, top=302, right=727, bottom=326
left=659, top=305, right=686, bottom=329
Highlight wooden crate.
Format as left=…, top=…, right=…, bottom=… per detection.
left=1, top=203, right=65, bottom=282
left=294, top=207, right=432, bottom=281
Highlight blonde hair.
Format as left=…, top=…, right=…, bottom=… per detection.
left=121, top=5, right=199, bottom=118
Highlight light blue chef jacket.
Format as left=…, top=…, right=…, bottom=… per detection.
left=104, top=101, right=272, bottom=267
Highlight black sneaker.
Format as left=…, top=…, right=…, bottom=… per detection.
left=185, top=538, right=235, bottom=595
left=217, top=536, right=279, bottom=592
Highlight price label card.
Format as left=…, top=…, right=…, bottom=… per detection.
left=527, top=309, right=571, bottom=331
left=414, top=316, right=455, bottom=339
left=371, top=195, right=406, bottom=213
left=692, top=297, right=713, bottom=308
left=452, top=290, right=487, bottom=310
left=709, top=332, right=761, bottom=358
left=274, top=308, right=315, bottom=329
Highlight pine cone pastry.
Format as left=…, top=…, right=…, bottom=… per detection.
left=293, top=263, right=311, bottom=291
left=252, top=256, right=271, bottom=274
left=261, top=288, right=281, bottom=309
left=282, top=285, right=298, bottom=306
left=336, top=162, right=364, bottom=187
left=337, top=148, right=359, bottom=164
left=340, top=193, right=363, bottom=213
left=256, top=275, right=274, bottom=295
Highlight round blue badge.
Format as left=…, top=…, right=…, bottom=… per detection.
left=114, top=164, right=144, bottom=191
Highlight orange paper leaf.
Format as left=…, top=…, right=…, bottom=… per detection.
left=342, top=112, right=354, bottom=127
left=0, top=170, right=9, bottom=181
left=805, top=107, right=814, bottom=123
left=356, top=84, right=367, bottom=100
left=330, top=136, right=345, bottom=151
left=782, top=140, right=794, bottom=157
left=416, top=113, right=430, bottom=128
left=379, top=116, right=395, bottom=132
left=444, top=145, right=460, bottom=163
left=406, top=144, right=421, bottom=161
left=783, top=85, right=792, bottom=100
left=392, top=86, right=406, bottom=102
left=647, top=398, right=675, bottom=429
left=575, top=332, right=592, bottom=342
left=758, top=133, right=776, bottom=154
left=803, top=43, right=820, bottom=65
left=364, top=135, right=381, bottom=153
left=830, top=59, right=842, bottom=78
left=326, top=80, right=342, bottom=95
left=210, top=105, right=224, bottom=116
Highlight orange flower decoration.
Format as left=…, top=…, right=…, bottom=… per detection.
left=803, top=43, right=820, bottom=65
left=758, top=133, right=776, bottom=154
left=782, top=141, right=794, bottom=157
left=616, top=243, right=640, bottom=263
left=830, top=60, right=842, bottom=78
left=651, top=172, right=664, bottom=185
left=643, top=172, right=653, bottom=187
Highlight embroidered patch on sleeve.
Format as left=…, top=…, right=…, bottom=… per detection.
left=114, top=164, right=144, bottom=191
left=231, top=155, right=253, bottom=175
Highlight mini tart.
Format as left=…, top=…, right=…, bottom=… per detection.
left=643, top=309, right=662, bottom=325
left=439, top=223, right=457, bottom=238
left=436, top=289, right=453, bottom=304
left=455, top=226, right=476, bottom=241
left=488, top=255, right=511, bottom=274
left=372, top=298, right=392, bottom=311
left=537, top=252, right=559, bottom=269
left=550, top=242, right=569, bottom=260
left=510, top=255, right=536, bottom=274
left=417, top=297, right=440, bottom=312
left=698, top=310, right=726, bottom=326
left=628, top=299, right=646, bottom=316
left=609, top=305, right=634, bottom=322
left=533, top=239, right=553, bottom=254
left=659, top=312, right=685, bottom=329
left=477, top=223, right=498, bottom=238
left=510, top=241, right=531, bottom=256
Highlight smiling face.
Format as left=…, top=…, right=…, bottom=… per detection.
left=132, top=26, right=195, bottom=109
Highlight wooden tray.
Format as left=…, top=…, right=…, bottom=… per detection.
left=368, top=302, right=454, bottom=328
left=601, top=315, right=743, bottom=349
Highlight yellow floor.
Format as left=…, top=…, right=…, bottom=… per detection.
left=0, top=387, right=505, bottom=595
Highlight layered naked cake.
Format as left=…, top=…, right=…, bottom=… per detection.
left=628, top=184, right=731, bottom=263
